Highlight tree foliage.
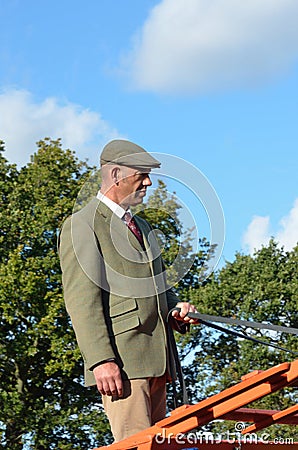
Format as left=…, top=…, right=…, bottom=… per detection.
left=0, top=139, right=111, bottom=449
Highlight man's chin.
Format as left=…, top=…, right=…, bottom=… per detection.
left=129, top=197, right=144, bottom=207
left=128, top=192, right=146, bottom=206
left=133, top=198, right=144, bottom=206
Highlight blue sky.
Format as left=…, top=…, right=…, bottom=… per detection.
left=0, top=0, right=297, bottom=267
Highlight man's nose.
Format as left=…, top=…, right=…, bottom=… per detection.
left=143, top=175, right=152, bottom=186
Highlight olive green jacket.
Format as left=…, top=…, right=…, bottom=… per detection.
left=58, top=197, right=180, bottom=386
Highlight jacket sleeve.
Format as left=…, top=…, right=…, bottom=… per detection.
left=165, top=286, right=180, bottom=310
left=165, top=285, right=190, bottom=335
left=58, top=214, right=115, bottom=371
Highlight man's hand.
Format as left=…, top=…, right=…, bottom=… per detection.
left=172, top=302, right=199, bottom=324
left=93, top=361, right=123, bottom=398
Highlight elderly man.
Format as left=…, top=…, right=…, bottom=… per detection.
left=58, top=139, right=198, bottom=442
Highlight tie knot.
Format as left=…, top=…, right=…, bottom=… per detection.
left=123, top=211, right=132, bottom=224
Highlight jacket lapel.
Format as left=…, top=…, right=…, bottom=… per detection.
left=96, top=200, right=145, bottom=253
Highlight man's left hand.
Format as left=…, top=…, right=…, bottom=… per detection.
left=172, top=302, right=199, bottom=324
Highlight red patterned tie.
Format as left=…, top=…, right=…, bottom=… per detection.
left=123, top=212, right=144, bottom=247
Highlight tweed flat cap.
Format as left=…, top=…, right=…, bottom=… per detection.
left=100, top=139, right=161, bottom=169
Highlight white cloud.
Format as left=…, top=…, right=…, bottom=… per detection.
left=276, top=198, right=298, bottom=250
left=242, top=216, right=271, bottom=255
left=0, top=89, right=120, bottom=167
left=124, top=0, right=298, bottom=94
left=242, top=199, right=298, bottom=254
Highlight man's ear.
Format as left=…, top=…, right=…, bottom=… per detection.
left=111, top=166, right=121, bottom=185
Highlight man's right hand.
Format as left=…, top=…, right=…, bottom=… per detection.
left=93, top=361, right=123, bottom=398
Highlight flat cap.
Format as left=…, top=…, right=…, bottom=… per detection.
left=100, top=139, right=161, bottom=169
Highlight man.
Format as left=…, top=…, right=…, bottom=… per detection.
left=58, top=139, right=198, bottom=442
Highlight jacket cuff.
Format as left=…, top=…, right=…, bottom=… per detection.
left=89, top=358, right=116, bottom=371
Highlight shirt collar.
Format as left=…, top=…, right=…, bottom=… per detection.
left=97, top=190, right=129, bottom=219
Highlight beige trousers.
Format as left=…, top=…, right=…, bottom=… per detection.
left=102, top=375, right=167, bottom=442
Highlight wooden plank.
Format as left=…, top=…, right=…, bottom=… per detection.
left=244, top=404, right=298, bottom=433
left=222, top=407, right=298, bottom=425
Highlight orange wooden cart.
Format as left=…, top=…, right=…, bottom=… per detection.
left=94, top=359, right=298, bottom=450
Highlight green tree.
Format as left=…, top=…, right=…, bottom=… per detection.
left=0, top=139, right=111, bottom=449
left=182, top=241, right=298, bottom=437
left=0, top=141, right=18, bottom=260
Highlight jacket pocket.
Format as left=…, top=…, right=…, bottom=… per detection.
left=112, top=313, right=140, bottom=336
left=109, top=297, right=137, bottom=317
left=109, top=297, right=140, bottom=336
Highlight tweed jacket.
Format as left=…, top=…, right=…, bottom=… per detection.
left=58, top=197, right=180, bottom=386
